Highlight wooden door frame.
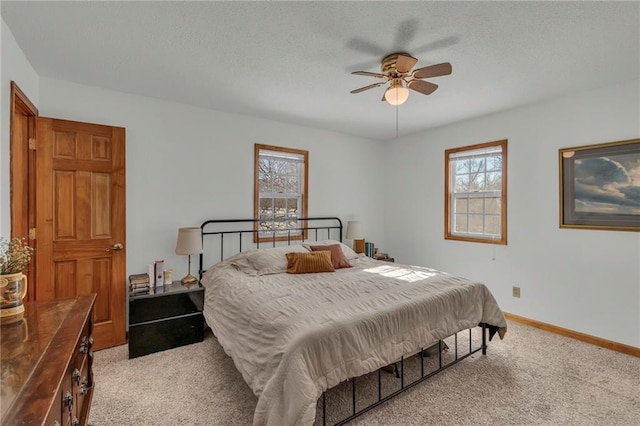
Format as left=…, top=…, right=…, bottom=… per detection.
left=10, top=81, right=38, bottom=302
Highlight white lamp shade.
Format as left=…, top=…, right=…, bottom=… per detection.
left=384, top=86, right=409, bottom=106
left=175, top=227, right=203, bottom=255
left=345, top=221, right=364, bottom=240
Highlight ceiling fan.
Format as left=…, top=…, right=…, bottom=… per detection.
left=350, top=53, right=452, bottom=106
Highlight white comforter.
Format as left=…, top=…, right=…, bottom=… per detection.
left=201, top=256, right=507, bottom=426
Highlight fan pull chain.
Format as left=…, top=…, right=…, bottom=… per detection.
left=395, top=103, right=399, bottom=139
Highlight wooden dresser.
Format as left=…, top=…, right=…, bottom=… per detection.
left=1, top=294, right=96, bottom=426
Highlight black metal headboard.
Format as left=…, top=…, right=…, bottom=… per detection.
left=198, top=217, right=343, bottom=278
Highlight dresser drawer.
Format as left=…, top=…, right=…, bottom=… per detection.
left=73, top=353, right=93, bottom=424
left=62, top=363, right=75, bottom=426
left=128, top=312, right=204, bottom=358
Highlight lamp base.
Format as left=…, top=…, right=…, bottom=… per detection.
left=180, top=274, right=198, bottom=285
left=353, top=239, right=365, bottom=254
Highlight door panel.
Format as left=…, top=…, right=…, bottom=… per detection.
left=54, top=171, right=76, bottom=238
left=36, top=117, right=126, bottom=350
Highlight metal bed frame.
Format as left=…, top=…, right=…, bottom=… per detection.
left=198, top=217, right=489, bottom=426
left=199, top=216, right=344, bottom=266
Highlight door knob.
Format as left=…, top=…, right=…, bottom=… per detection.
left=106, top=243, right=124, bottom=252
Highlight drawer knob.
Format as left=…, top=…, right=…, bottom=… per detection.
left=63, top=392, right=73, bottom=409
left=72, top=368, right=81, bottom=385
left=80, top=377, right=93, bottom=395
left=79, top=335, right=94, bottom=352
left=72, top=417, right=79, bottom=426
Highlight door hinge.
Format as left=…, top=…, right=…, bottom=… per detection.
left=28, top=228, right=36, bottom=240
left=28, top=138, right=36, bottom=150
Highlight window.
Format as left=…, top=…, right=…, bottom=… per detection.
left=445, top=140, right=507, bottom=245
left=254, top=144, right=308, bottom=242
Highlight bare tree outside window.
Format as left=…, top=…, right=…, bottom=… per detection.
left=445, top=140, right=508, bottom=245
left=254, top=144, right=308, bottom=242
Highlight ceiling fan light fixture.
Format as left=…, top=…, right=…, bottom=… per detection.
left=385, top=80, right=409, bottom=106
left=351, top=53, right=452, bottom=105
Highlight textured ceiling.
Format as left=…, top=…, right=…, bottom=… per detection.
left=2, top=1, right=639, bottom=141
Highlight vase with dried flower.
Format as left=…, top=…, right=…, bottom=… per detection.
left=0, top=238, right=34, bottom=322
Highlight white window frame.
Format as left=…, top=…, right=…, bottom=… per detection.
left=445, top=140, right=507, bottom=245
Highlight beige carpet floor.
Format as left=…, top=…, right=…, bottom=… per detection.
left=89, top=320, right=640, bottom=425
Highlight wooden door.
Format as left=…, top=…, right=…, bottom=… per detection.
left=35, top=117, right=126, bottom=350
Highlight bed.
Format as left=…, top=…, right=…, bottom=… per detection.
left=198, top=217, right=507, bottom=426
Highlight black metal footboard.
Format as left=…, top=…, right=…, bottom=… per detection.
left=320, top=324, right=487, bottom=426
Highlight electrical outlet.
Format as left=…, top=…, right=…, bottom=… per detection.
left=512, top=286, right=521, bottom=298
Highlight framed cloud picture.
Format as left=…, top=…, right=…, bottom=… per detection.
left=559, top=138, right=640, bottom=231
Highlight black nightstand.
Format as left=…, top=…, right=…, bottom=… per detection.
left=128, top=281, right=205, bottom=358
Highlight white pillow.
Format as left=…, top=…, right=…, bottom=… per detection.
left=302, top=240, right=358, bottom=260
left=225, top=250, right=259, bottom=275
left=246, top=245, right=309, bottom=275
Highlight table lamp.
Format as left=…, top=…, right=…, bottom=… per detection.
left=346, top=221, right=365, bottom=254
left=175, top=227, right=203, bottom=284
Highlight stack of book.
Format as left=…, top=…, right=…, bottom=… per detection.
left=129, top=273, right=150, bottom=295
left=373, top=252, right=390, bottom=260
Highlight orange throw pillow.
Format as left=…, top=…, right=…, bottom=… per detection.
left=309, top=244, right=351, bottom=269
left=286, top=251, right=335, bottom=274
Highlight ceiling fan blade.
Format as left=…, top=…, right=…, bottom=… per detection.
left=412, top=62, right=452, bottom=79
left=395, top=54, right=418, bottom=73
left=411, top=36, right=460, bottom=56
left=350, top=82, right=384, bottom=94
left=393, top=19, right=419, bottom=50
left=352, top=71, right=386, bottom=78
left=346, top=38, right=387, bottom=56
left=407, top=79, right=438, bottom=95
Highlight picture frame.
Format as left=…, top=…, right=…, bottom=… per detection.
left=559, top=138, right=640, bottom=231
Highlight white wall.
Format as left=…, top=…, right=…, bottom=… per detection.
left=384, top=79, right=640, bottom=347
left=36, top=77, right=386, bottom=280
left=0, top=17, right=39, bottom=237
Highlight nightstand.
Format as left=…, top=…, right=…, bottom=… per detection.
left=128, top=281, right=205, bottom=358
